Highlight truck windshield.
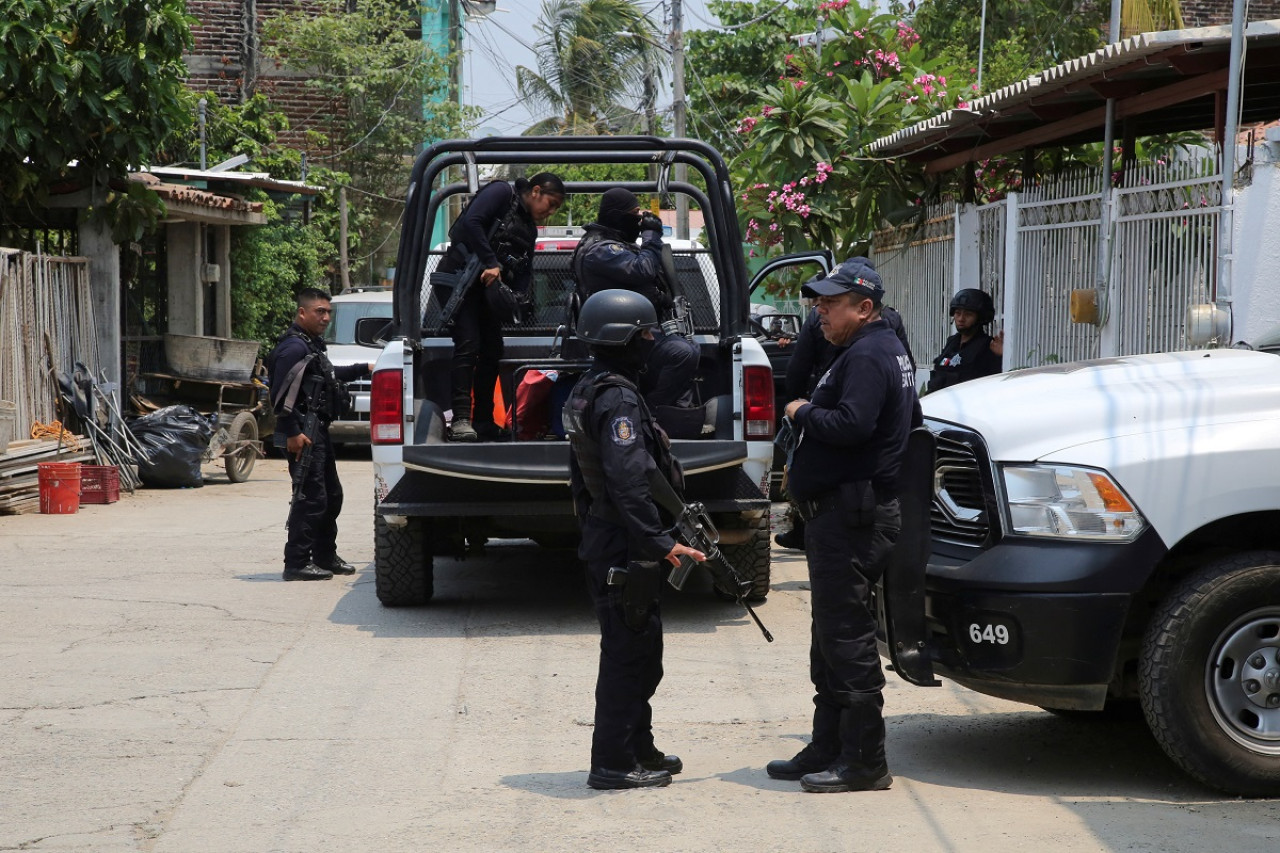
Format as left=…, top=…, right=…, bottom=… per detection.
left=325, top=300, right=391, bottom=345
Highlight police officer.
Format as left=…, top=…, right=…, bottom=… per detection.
left=775, top=297, right=916, bottom=550
left=927, top=287, right=1003, bottom=393
left=267, top=288, right=372, bottom=581
left=437, top=172, right=565, bottom=441
left=563, top=289, right=706, bottom=790
left=573, top=188, right=699, bottom=411
left=768, top=258, right=916, bottom=793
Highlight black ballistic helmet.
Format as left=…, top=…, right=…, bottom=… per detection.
left=577, top=289, right=658, bottom=345
left=950, top=288, right=995, bottom=325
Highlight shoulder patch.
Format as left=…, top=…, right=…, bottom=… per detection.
left=610, top=416, right=637, bottom=445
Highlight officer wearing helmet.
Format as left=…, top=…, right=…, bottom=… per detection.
left=563, top=289, right=707, bottom=791
left=927, top=288, right=1003, bottom=393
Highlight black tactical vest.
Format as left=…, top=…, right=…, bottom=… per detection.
left=491, top=190, right=536, bottom=281
left=272, top=329, right=350, bottom=422
left=563, top=370, right=684, bottom=521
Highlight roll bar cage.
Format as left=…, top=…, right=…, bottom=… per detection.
left=390, top=136, right=750, bottom=345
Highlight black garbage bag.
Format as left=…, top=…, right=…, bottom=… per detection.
left=129, top=405, right=215, bottom=488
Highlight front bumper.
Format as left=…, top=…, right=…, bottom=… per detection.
left=880, top=528, right=1166, bottom=709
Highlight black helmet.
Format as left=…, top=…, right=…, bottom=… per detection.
left=577, top=289, right=658, bottom=345
left=950, top=288, right=995, bottom=325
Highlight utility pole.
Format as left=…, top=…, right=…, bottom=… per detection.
left=670, top=0, right=689, bottom=240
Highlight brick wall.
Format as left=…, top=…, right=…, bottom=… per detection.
left=184, top=0, right=344, bottom=153
left=1180, top=0, right=1280, bottom=27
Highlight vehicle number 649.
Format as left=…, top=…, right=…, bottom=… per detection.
left=968, top=623, right=1010, bottom=645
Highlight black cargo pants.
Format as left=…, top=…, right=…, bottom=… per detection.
left=803, top=497, right=901, bottom=769
left=280, top=426, right=344, bottom=570
left=582, top=520, right=664, bottom=772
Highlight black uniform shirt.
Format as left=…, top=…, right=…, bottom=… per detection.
left=570, top=378, right=677, bottom=563
left=438, top=181, right=536, bottom=292
left=574, top=224, right=671, bottom=314
left=787, top=318, right=917, bottom=502
left=927, top=330, right=1002, bottom=393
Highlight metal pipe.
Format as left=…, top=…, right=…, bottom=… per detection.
left=1216, top=0, right=1247, bottom=332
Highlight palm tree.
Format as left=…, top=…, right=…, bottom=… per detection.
left=516, top=0, right=666, bottom=135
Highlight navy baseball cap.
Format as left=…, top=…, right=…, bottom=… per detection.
left=800, top=256, right=885, bottom=304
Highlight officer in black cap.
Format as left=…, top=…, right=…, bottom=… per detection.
left=267, top=287, right=371, bottom=581
left=926, top=287, right=1002, bottom=393
left=775, top=300, right=917, bottom=550
left=767, top=257, right=917, bottom=793
left=572, top=188, right=699, bottom=411
left=563, top=288, right=707, bottom=790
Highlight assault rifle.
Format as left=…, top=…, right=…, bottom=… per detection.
left=663, top=496, right=774, bottom=643
left=288, top=374, right=325, bottom=525
left=436, top=247, right=486, bottom=332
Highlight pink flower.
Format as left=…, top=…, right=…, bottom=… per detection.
left=762, top=105, right=775, bottom=117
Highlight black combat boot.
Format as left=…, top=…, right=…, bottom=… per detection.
left=800, top=695, right=891, bottom=793
left=314, top=555, right=357, bottom=575
left=587, top=764, right=672, bottom=790
left=283, top=564, right=333, bottom=581
left=638, top=747, right=683, bottom=775
left=767, top=702, right=840, bottom=780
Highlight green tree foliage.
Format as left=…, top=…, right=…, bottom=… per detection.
left=0, top=0, right=194, bottom=239
left=910, top=0, right=1107, bottom=94
left=261, top=0, right=471, bottom=277
left=517, top=0, right=667, bottom=135
left=721, top=2, right=967, bottom=272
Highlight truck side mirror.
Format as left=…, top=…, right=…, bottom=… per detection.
left=355, top=317, right=396, bottom=347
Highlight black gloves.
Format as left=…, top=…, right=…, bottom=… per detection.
left=639, top=211, right=664, bottom=238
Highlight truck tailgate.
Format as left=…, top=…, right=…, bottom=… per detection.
left=402, top=439, right=751, bottom=484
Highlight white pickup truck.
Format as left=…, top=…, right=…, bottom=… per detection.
left=879, top=346, right=1280, bottom=795
left=359, top=137, right=828, bottom=611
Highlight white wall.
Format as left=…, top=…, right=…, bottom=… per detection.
left=1231, top=133, right=1280, bottom=345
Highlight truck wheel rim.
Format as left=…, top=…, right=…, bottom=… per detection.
left=1205, top=606, right=1280, bottom=755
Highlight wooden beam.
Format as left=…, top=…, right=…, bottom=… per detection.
left=925, top=68, right=1230, bottom=173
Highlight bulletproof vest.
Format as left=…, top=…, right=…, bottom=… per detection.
left=570, top=229, right=611, bottom=302
left=274, top=329, right=350, bottom=421
left=563, top=370, right=684, bottom=521
left=490, top=188, right=535, bottom=281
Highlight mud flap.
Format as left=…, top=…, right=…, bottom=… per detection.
left=882, top=427, right=941, bottom=687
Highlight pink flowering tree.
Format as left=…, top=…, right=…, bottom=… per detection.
left=726, top=4, right=967, bottom=279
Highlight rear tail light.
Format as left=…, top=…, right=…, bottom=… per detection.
left=743, top=364, right=775, bottom=439
left=369, top=369, right=404, bottom=444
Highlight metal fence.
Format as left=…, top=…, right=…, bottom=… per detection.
left=870, top=202, right=956, bottom=370
left=0, top=250, right=98, bottom=437
left=1011, top=171, right=1104, bottom=368
left=1111, top=154, right=1222, bottom=355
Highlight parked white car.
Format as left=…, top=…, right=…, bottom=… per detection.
left=324, top=287, right=392, bottom=444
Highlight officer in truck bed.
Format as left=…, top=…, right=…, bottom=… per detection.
left=563, top=288, right=706, bottom=790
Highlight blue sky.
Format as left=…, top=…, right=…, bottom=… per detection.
left=459, top=0, right=728, bottom=136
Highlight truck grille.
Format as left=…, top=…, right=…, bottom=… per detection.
left=930, top=429, right=992, bottom=547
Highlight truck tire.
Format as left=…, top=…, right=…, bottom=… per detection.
left=374, top=514, right=434, bottom=606
left=1139, top=552, right=1280, bottom=796
left=718, top=512, right=771, bottom=603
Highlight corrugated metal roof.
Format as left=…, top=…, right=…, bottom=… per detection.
left=868, top=19, right=1280, bottom=158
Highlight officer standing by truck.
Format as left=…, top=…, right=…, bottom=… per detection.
left=573, top=188, right=700, bottom=411
left=775, top=297, right=916, bottom=550
left=768, top=258, right=916, bottom=793
left=563, top=289, right=706, bottom=790
left=436, top=173, right=565, bottom=441
left=927, top=287, right=1003, bottom=393
left=267, top=287, right=371, bottom=582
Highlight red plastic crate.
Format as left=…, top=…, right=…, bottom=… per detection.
left=80, top=465, right=120, bottom=504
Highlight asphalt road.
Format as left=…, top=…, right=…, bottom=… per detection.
left=2, top=453, right=1277, bottom=852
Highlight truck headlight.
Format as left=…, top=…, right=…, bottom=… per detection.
left=1000, top=465, right=1145, bottom=541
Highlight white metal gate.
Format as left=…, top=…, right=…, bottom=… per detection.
left=1110, top=154, right=1222, bottom=355
left=1011, top=171, right=1104, bottom=368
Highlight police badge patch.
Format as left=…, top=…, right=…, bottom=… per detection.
left=611, top=416, right=637, bottom=445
